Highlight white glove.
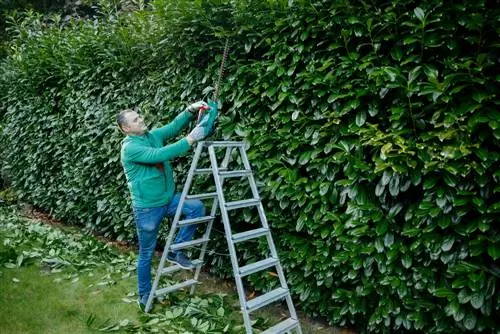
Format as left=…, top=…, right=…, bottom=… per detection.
left=186, top=126, right=206, bottom=144
left=187, top=101, right=208, bottom=113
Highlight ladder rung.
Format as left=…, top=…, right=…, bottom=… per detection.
left=155, top=279, right=198, bottom=296
left=193, top=168, right=212, bottom=175
left=239, top=258, right=277, bottom=277
left=160, top=260, right=203, bottom=275
left=225, top=198, right=260, bottom=210
left=178, top=215, right=214, bottom=227
left=194, top=167, right=229, bottom=175
left=246, top=287, right=289, bottom=312
left=261, top=318, right=300, bottom=334
left=219, top=170, right=252, bottom=178
left=170, top=238, right=210, bottom=251
left=232, top=228, right=269, bottom=243
left=186, top=192, right=217, bottom=200
left=203, top=141, right=245, bottom=148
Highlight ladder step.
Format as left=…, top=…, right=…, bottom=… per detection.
left=186, top=192, right=217, bottom=200
left=178, top=215, right=214, bottom=227
left=155, top=279, right=198, bottom=296
left=261, top=318, right=300, bottom=334
left=219, top=170, right=252, bottom=178
left=194, top=167, right=229, bottom=175
left=232, top=228, right=269, bottom=243
left=203, top=141, right=245, bottom=148
left=225, top=198, right=260, bottom=210
left=170, top=238, right=210, bottom=251
left=239, top=258, right=278, bottom=277
left=193, top=168, right=212, bottom=175
left=246, top=287, right=289, bottom=312
left=160, top=260, right=203, bottom=275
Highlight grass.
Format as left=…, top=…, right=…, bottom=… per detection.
left=1, top=265, right=138, bottom=333
left=0, top=205, right=350, bottom=333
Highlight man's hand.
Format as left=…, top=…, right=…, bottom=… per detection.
left=187, top=101, right=208, bottom=113
left=186, top=126, right=206, bottom=145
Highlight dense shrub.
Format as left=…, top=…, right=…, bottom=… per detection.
left=0, top=0, right=498, bottom=332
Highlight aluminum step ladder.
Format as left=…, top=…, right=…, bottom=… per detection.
left=145, top=141, right=302, bottom=334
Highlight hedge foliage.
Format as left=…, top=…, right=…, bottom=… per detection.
left=0, top=0, right=499, bottom=332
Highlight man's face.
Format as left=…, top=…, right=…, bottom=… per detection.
left=122, top=111, right=147, bottom=135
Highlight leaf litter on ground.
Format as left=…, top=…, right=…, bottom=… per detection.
left=0, top=206, right=261, bottom=333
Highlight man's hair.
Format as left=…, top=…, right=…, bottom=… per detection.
left=116, top=109, right=134, bottom=131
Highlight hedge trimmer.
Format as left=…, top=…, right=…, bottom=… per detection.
left=196, top=37, right=230, bottom=137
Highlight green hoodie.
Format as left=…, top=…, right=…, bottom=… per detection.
left=120, top=110, right=193, bottom=208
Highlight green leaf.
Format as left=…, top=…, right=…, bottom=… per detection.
left=356, top=111, right=366, bottom=126
left=453, top=307, right=465, bottom=322
left=244, top=42, right=252, bottom=53
left=380, top=143, right=392, bottom=160
left=403, top=36, right=419, bottom=45
left=381, top=170, right=391, bottom=186
left=443, top=173, right=457, bottom=187
left=463, top=313, right=477, bottom=330
left=438, top=216, right=451, bottom=229
left=384, top=233, right=394, bottom=247
left=486, top=276, right=496, bottom=297
left=414, top=7, right=425, bottom=21
left=375, top=183, right=385, bottom=197
left=410, top=169, right=422, bottom=185
left=434, top=288, right=455, bottom=298
left=487, top=243, right=500, bottom=260
left=457, top=289, right=470, bottom=304
left=217, top=306, right=225, bottom=317
left=388, top=174, right=400, bottom=196
left=319, top=183, right=330, bottom=196
left=445, top=300, right=460, bottom=317
left=401, top=254, right=412, bottom=269
left=423, top=64, right=438, bottom=80
left=423, top=177, right=437, bottom=190
left=388, top=203, right=403, bottom=218
left=376, top=221, right=388, bottom=236
left=339, top=140, right=350, bottom=153
left=470, top=292, right=484, bottom=309
left=298, top=151, right=311, bottom=165
left=296, top=217, right=305, bottom=232
left=390, top=46, right=403, bottom=61
left=441, top=236, right=455, bottom=252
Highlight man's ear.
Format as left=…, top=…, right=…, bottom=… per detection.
left=119, top=124, right=129, bottom=134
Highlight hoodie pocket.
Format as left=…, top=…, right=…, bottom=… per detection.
left=138, top=174, right=165, bottom=202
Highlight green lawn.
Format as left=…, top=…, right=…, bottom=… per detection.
left=0, top=206, right=345, bottom=333
left=1, top=264, right=139, bottom=333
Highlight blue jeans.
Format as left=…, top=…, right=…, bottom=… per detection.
left=132, top=193, right=205, bottom=300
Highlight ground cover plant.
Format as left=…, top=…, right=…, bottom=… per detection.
left=0, top=205, right=269, bottom=333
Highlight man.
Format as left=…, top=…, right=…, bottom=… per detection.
left=116, top=101, right=208, bottom=311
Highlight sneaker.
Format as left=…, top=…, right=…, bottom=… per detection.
left=167, top=251, right=194, bottom=270
left=137, top=294, right=150, bottom=312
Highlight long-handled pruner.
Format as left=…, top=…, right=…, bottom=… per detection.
left=195, top=37, right=230, bottom=137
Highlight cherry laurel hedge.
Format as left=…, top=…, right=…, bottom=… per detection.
left=0, top=0, right=499, bottom=332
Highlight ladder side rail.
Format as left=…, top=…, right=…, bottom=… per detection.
left=208, top=145, right=253, bottom=334
left=189, top=194, right=218, bottom=295
left=238, top=146, right=302, bottom=330
left=190, top=145, right=234, bottom=294
left=145, top=142, right=204, bottom=312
